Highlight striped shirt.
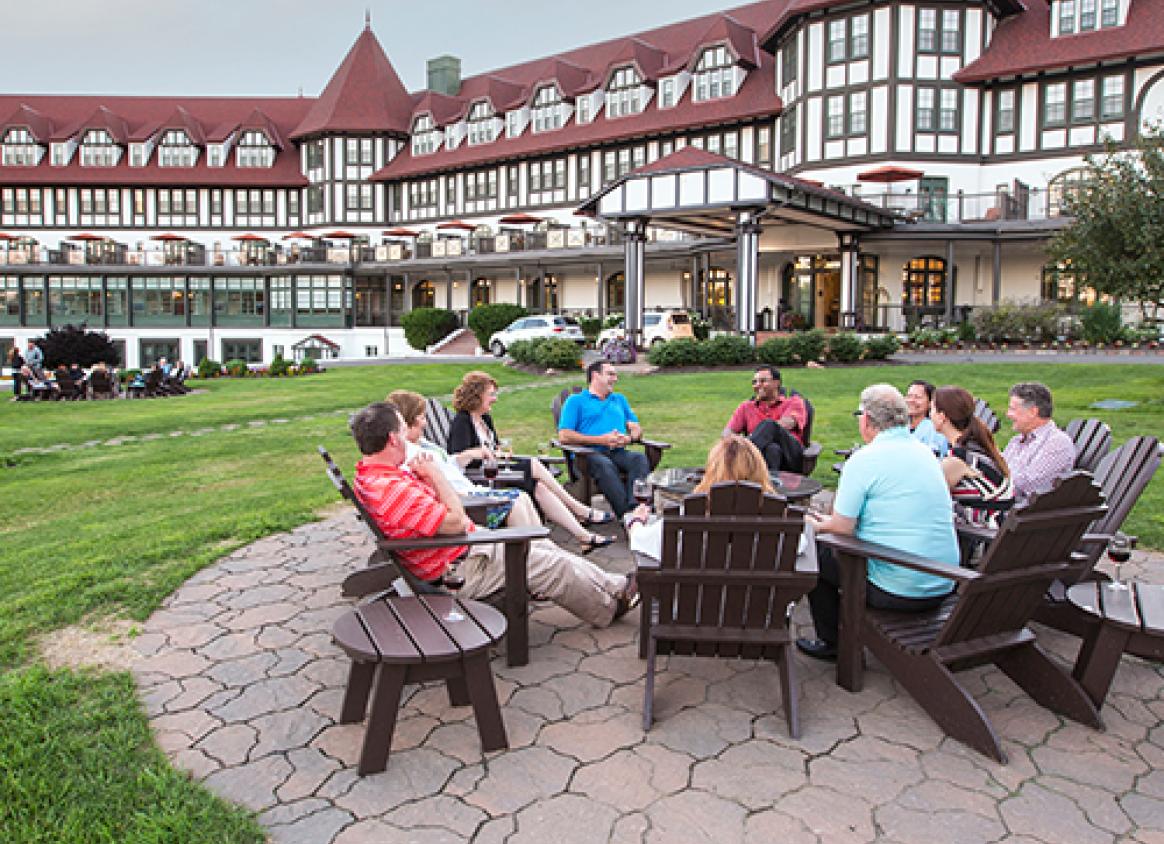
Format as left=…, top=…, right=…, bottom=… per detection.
left=353, top=459, right=470, bottom=582
left=1002, top=421, right=1076, bottom=505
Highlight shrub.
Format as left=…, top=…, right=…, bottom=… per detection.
left=298, top=358, right=319, bottom=374
left=401, top=307, right=459, bottom=351
left=35, top=323, right=120, bottom=368
left=533, top=338, right=583, bottom=370
left=863, top=334, right=900, bottom=360
left=577, top=316, right=603, bottom=345
left=224, top=358, right=249, bottom=377
left=973, top=300, right=1065, bottom=343
left=756, top=335, right=796, bottom=366
left=268, top=354, right=291, bottom=377
left=957, top=320, right=977, bottom=342
left=788, top=328, right=826, bottom=363
left=1080, top=302, right=1125, bottom=344
left=507, top=339, right=541, bottom=365
left=647, top=338, right=703, bottom=367
left=196, top=358, right=222, bottom=379
left=603, top=313, right=624, bottom=329
left=700, top=334, right=754, bottom=366
left=826, top=332, right=864, bottom=363
left=688, top=310, right=711, bottom=341
left=467, top=303, right=527, bottom=350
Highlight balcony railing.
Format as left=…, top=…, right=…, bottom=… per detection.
left=856, top=181, right=1055, bottom=225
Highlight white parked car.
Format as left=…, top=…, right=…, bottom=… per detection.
left=598, top=310, right=695, bottom=350
left=488, top=314, right=585, bottom=356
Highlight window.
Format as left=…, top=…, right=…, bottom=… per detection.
left=222, top=339, right=262, bottom=363
left=939, top=89, right=959, bottom=132
left=208, top=146, right=223, bottom=167
left=941, top=10, right=961, bottom=53
left=606, top=66, right=643, bottom=118
left=693, top=45, right=735, bottom=101
left=345, top=138, right=374, bottom=166
left=235, top=188, right=276, bottom=225
left=79, top=129, right=118, bottom=167
left=507, top=166, right=519, bottom=200
left=408, top=179, right=439, bottom=216
left=1, top=128, right=39, bottom=166
left=412, top=114, right=441, bottom=156
left=236, top=130, right=275, bottom=168
left=1101, top=75, right=1125, bottom=119
left=850, top=15, right=870, bottom=59
left=1080, top=0, right=1097, bottom=30
left=158, top=129, right=196, bottom=167
left=918, top=9, right=938, bottom=51
left=780, top=108, right=797, bottom=155
left=1101, top=0, right=1118, bottom=26
left=828, top=19, right=847, bottom=63
left=756, top=125, right=771, bottom=165
left=140, top=339, right=180, bottom=367
left=528, top=158, right=566, bottom=204
left=576, top=95, right=592, bottom=124
left=2, top=187, right=43, bottom=218
left=131, top=278, right=186, bottom=326
left=464, top=169, right=498, bottom=212
left=78, top=188, right=120, bottom=225
left=1060, top=0, right=1076, bottom=34
left=467, top=100, right=498, bottom=145
left=659, top=78, right=676, bottom=109
left=827, top=96, right=845, bottom=138
left=781, top=36, right=798, bottom=86
left=578, top=154, right=591, bottom=194
left=306, top=186, right=323, bottom=214
left=156, top=188, right=196, bottom=225
left=1048, top=167, right=1091, bottom=216
left=916, top=87, right=936, bottom=131
left=295, top=274, right=347, bottom=327
left=849, top=92, right=867, bottom=135
left=346, top=183, right=373, bottom=212
left=601, top=145, right=646, bottom=182
left=1043, top=82, right=1067, bottom=127
left=917, top=8, right=960, bottom=54
left=49, top=276, right=103, bottom=320
left=305, top=140, right=324, bottom=170
left=902, top=256, right=948, bottom=308
left=997, top=89, right=1016, bottom=133
left=445, top=177, right=456, bottom=208
left=532, top=85, right=565, bottom=131
left=1072, top=79, right=1095, bottom=122
left=506, top=111, right=522, bottom=138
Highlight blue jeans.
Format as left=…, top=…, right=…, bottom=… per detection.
left=586, top=448, right=649, bottom=517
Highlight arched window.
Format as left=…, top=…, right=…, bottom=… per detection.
left=526, top=274, right=559, bottom=312
left=606, top=66, right=643, bottom=118
left=902, top=256, right=949, bottom=308
left=412, top=280, right=435, bottom=309
left=471, top=277, right=491, bottom=307
left=1048, top=167, right=1091, bottom=217
left=605, top=272, right=625, bottom=312
left=1041, top=261, right=1105, bottom=307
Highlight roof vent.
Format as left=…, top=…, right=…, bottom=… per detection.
left=427, top=55, right=461, bottom=96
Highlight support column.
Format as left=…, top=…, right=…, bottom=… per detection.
left=445, top=270, right=453, bottom=312
left=944, top=239, right=955, bottom=324
left=992, top=240, right=1002, bottom=306
left=735, top=211, right=761, bottom=343
left=403, top=273, right=412, bottom=313
left=513, top=267, right=522, bottom=307
left=623, top=219, right=647, bottom=348
left=596, top=263, right=604, bottom=320
left=689, top=255, right=700, bottom=312
left=837, top=233, right=860, bottom=329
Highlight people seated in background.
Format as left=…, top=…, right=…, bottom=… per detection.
left=158, top=357, right=172, bottom=377
left=930, top=386, right=1015, bottom=527
left=905, top=380, right=948, bottom=457
left=22, top=365, right=53, bottom=400
left=89, top=361, right=115, bottom=398
left=350, top=401, right=638, bottom=627
left=1002, top=381, right=1075, bottom=505
left=557, top=361, right=651, bottom=518
left=25, top=340, right=44, bottom=378
left=67, top=362, right=86, bottom=383
left=797, top=384, right=960, bottom=661
left=446, top=372, right=615, bottom=553
left=723, top=365, right=806, bottom=473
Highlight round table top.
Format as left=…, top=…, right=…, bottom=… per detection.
left=1066, top=580, right=1164, bottom=634
left=647, top=466, right=823, bottom=502
left=333, top=594, right=507, bottom=664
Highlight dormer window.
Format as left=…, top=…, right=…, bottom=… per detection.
left=80, top=129, right=119, bottom=167
left=412, top=114, right=441, bottom=156
left=531, top=85, right=564, bottom=133
left=467, top=101, right=498, bottom=145
left=236, top=130, right=275, bottom=168
left=1057, top=0, right=1120, bottom=34
left=606, top=66, right=643, bottom=118
left=693, top=46, right=736, bottom=102
left=158, top=129, right=197, bottom=167
left=1, top=128, right=39, bottom=166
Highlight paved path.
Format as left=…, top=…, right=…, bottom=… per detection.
left=131, top=511, right=1164, bottom=844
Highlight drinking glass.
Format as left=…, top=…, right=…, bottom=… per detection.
left=497, top=438, right=513, bottom=468
left=482, top=454, right=499, bottom=488
left=1107, top=533, right=1132, bottom=589
left=441, top=561, right=466, bottom=622
left=632, top=478, right=653, bottom=510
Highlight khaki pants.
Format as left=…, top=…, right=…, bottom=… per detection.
left=460, top=538, right=625, bottom=627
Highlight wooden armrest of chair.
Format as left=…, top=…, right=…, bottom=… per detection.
left=817, top=533, right=979, bottom=583
left=640, top=438, right=671, bottom=451
left=1079, top=532, right=1112, bottom=548
left=376, top=525, right=549, bottom=553
left=552, top=439, right=597, bottom=457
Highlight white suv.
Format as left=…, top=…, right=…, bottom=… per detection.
left=488, top=315, right=586, bottom=356
left=598, top=310, right=694, bottom=351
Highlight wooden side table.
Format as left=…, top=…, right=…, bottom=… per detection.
left=332, top=594, right=508, bottom=774
left=1067, top=581, right=1164, bottom=708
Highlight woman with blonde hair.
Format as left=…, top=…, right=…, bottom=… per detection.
left=445, top=371, right=616, bottom=553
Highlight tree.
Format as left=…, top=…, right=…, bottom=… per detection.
left=1048, top=124, right=1164, bottom=321
left=36, top=324, right=121, bottom=368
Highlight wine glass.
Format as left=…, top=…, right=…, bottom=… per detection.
left=441, top=561, right=466, bottom=622
left=497, top=438, right=513, bottom=468
left=1107, top=533, right=1132, bottom=589
left=632, top=478, right=653, bottom=510
left=482, top=454, right=499, bottom=488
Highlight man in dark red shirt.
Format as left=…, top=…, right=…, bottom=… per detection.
left=723, top=365, right=807, bottom=473
left=350, top=401, right=637, bottom=627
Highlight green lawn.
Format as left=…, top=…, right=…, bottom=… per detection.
left=0, top=360, right=1161, bottom=842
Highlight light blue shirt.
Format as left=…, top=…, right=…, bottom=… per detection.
left=911, top=417, right=949, bottom=457
left=834, top=426, right=959, bottom=598
left=558, top=389, right=639, bottom=450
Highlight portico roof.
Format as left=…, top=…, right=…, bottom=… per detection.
left=579, top=147, right=897, bottom=237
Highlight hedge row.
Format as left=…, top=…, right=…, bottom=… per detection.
left=506, top=338, right=584, bottom=370
left=647, top=330, right=899, bottom=368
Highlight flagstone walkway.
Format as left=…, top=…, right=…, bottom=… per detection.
left=132, top=512, right=1164, bottom=844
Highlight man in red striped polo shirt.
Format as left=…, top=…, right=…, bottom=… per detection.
left=350, top=401, right=637, bottom=627
left=723, top=365, right=807, bottom=473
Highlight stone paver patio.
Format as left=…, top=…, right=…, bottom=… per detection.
left=132, top=510, right=1164, bottom=844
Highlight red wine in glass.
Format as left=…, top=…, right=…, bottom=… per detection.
left=482, top=457, right=499, bottom=488
left=1108, top=547, right=1132, bottom=563
left=441, top=563, right=466, bottom=622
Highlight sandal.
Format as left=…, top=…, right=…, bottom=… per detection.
left=580, top=534, right=615, bottom=555
left=613, top=573, right=641, bottom=620
left=584, top=509, right=616, bottom=527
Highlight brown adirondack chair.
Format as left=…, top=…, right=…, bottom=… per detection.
left=636, top=482, right=816, bottom=737
left=1034, top=435, right=1161, bottom=636
left=973, top=398, right=1000, bottom=434
left=551, top=385, right=671, bottom=505
left=820, top=471, right=1107, bottom=763
left=421, top=396, right=455, bottom=450
left=1066, top=417, right=1113, bottom=473
left=317, top=446, right=548, bottom=667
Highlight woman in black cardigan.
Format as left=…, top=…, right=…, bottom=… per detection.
left=449, top=371, right=614, bottom=553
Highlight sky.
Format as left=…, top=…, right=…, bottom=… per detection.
left=3, top=0, right=755, bottom=98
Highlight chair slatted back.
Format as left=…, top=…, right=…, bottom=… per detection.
left=90, top=370, right=114, bottom=397
left=551, top=385, right=583, bottom=428
left=790, top=389, right=814, bottom=444
left=422, top=397, right=455, bottom=451
left=973, top=399, right=1000, bottom=434
left=655, top=481, right=809, bottom=661
left=1065, top=418, right=1114, bottom=473
left=936, top=472, right=1106, bottom=648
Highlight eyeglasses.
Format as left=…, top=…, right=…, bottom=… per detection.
left=852, top=408, right=865, bottom=417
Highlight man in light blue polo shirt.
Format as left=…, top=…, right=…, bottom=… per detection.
left=558, top=360, right=650, bottom=517
left=797, top=383, right=960, bottom=660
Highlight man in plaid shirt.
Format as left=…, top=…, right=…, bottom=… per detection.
left=1001, top=382, right=1076, bottom=505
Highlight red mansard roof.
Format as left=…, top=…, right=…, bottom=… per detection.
left=0, top=104, right=54, bottom=142
left=289, top=25, right=413, bottom=139
left=956, top=0, right=1164, bottom=83
left=690, top=13, right=763, bottom=70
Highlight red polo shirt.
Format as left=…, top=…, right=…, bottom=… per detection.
left=726, top=394, right=808, bottom=445
left=353, top=459, right=470, bottom=582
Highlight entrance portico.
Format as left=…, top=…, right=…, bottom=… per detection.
left=581, top=147, right=897, bottom=345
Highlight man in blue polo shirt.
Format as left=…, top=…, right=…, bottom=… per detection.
left=558, top=360, right=650, bottom=517
left=797, top=383, right=960, bottom=660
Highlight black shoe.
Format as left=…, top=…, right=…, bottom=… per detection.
left=795, top=637, right=837, bottom=661
left=613, top=573, right=641, bottom=621
left=579, top=534, right=615, bottom=555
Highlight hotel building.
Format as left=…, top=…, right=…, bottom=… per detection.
left=2, top=0, right=1163, bottom=366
